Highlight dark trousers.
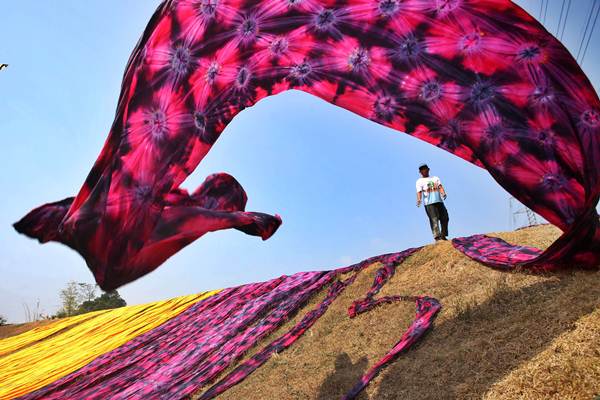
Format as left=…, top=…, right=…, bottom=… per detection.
left=424, top=202, right=449, bottom=240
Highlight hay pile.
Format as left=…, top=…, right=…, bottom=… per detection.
left=210, top=225, right=600, bottom=400
left=3, top=225, right=598, bottom=399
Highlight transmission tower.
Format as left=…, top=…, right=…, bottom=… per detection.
left=509, top=197, right=539, bottom=230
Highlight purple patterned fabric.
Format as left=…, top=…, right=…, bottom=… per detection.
left=452, top=207, right=599, bottom=270
left=18, top=271, right=332, bottom=399
left=341, top=248, right=442, bottom=399
left=19, top=249, right=439, bottom=400
left=452, top=234, right=543, bottom=270
left=344, top=296, right=440, bottom=399
left=201, top=248, right=429, bottom=399
left=348, top=248, right=421, bottom=317
left=199, top=271, right=356, bottom=399
left=14, top=0, right=600, bottom=291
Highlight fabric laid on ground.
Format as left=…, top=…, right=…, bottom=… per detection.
left=19, top=248, right=440, bottom=400
left=14, top=0, right=600, bottom=291
left=201, top=248, right=440, bottom=400
left=451, top=234, right=544, bottom=270
left=344, top=251, right=441, bottom=399
left=0, top=311, right=109, bottom=357
left=198, top=274, right=353, bottom=400
left=344, top=296, right=440, bottom=399
left=452, top=208, right=600, bottom=270
left=0, top=291, right=217, bottom=399
left=17, top=273, right=332, bottom=399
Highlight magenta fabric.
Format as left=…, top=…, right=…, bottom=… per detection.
left=18, top=249, right=438, bottom=400
left=13, top=0, right=600, bottom=290
left=452, top=205, right=599, bottom=269
left=451, top=234, right=543, bottom=270
left=344, top=296, right=440, bottom=399
left=14, top=173, right=282, bottom=290
left=343, top=248, right=441, bottom=399
left=201, top=248, right=430, bottom=399
left=18, top=271, right=334, bottom=399
left=348, top=249, right=422, bottom=317
left=199, top=270, right=357, bottom=399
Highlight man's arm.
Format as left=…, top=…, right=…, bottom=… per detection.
left=416, top=191, right=422, bottom=207
left=437, top=178, right=447, bottom=199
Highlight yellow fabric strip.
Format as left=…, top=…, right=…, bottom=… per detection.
left=0, top=310, right=110, bottom=357
left=0, top=290, right=220, bottom=399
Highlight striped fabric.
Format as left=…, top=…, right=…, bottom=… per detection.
left=0, top=291, right=219, bottom=399
left=2, top=249, right=440, bottom=400
left=0, top=310, right=110, bottom=358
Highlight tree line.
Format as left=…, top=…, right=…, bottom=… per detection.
left=54, top=281, right=126, bottom=318
left=0, top=282, right=127, bottom=325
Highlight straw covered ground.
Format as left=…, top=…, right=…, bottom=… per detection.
left=209, top=224, right=600, bottom=400
left=2, top=225, right=598, bottom=399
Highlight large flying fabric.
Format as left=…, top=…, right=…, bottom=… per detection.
left=14, top=0, right=600, bottom=289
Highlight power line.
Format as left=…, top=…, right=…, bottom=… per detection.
left=576, top=0, right=597, bottom=62
left=580, top=0, right=600, bottom=65
left=539, top=0, right=545, bottom=21
left=557, top=0, right=567, bottom=36
left=543, top=0, right=550, bottom=24
left=560, top=0, right=572, bottom=40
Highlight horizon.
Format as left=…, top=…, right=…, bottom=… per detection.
left=1, top=0, right=599, bottom=323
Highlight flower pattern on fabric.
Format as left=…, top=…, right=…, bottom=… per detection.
left=13, top=0, right=600, bottom=290
left=18, top=248, right=439, bottom=400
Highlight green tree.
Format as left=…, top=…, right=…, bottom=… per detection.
left=0, top=315, right=7, bottom=326
left=77, top=290, right=127, bottom=314
left=58, top=281, right=80, bottom=317
left=55, top=282, right=126, bottom=318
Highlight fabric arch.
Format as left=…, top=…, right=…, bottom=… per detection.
left=14, top=0, right=600, bottom=289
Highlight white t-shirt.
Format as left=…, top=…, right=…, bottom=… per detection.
left=416, top=176, right=443, bottom=206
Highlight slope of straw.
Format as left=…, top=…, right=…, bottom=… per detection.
left=2, top=225, right=598, bottom=399
left=213, top=225, right=600, bottom=400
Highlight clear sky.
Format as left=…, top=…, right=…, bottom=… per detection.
left=1, top=0, right=599, bottom=323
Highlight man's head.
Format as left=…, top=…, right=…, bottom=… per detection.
left=419, top=163, right=430, bottom=177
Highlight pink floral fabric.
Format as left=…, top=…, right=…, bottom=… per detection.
left=14, top=0, right=600, bottom=286
left=19, top=248, right=438, bottom=400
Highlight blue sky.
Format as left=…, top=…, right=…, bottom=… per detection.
left=1, top=0, right=599, bottom=322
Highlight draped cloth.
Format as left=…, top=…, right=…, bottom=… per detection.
left=0, top=291, right=219, bottom=399
left=16, top=249, right=438, bottom=400
left=14, top=0, right=600, bottom=290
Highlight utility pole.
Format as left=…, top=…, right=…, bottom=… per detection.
left=509, top=197, right=539, bottom=229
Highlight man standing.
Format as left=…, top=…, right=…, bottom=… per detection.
left=416, top=163, right=449, bottom=241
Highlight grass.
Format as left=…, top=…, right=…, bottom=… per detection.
left=206, top=225, right=600, bottom=400
left=2, top=225, right=598, bottom=399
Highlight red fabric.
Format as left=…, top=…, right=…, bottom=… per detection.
left=14, top=0, right=600, bottom=290
left=18, top=249, right=438, bottom=400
